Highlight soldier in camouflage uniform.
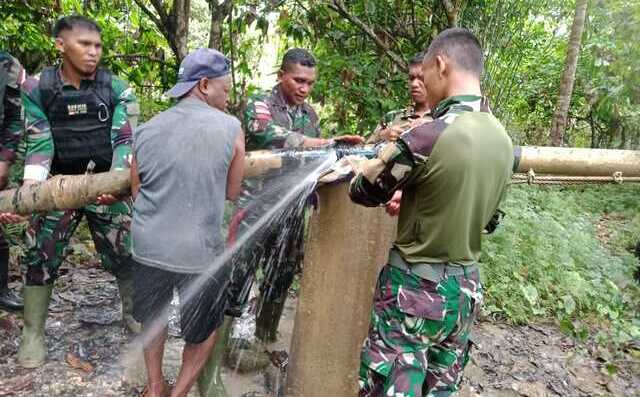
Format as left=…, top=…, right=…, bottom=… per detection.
left=349, top=29, right=513, bottom=396
left=0, top=52, right=26, bottom=311
left=228, top=48, right=362, bottom=343
left=16, top=16, right=140, bottom=368
left=367, top=53, right=434, bottom=144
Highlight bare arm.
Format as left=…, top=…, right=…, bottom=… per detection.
left=226, top=129, right=245, bottom=201
left=130, top=155, right=141, bottom=201
left=302, top=136, right=331, bottom=147
left=302, top=135, right=364, bottom=147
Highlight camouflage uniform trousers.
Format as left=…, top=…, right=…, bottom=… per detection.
left=359, top=263, right=482, bottom=397
left=23, top=201, right=133, bottom=285
left=226, top=195, right=306, bottom=312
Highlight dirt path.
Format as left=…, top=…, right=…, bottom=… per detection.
left=0, top=265, right=638, bottom=397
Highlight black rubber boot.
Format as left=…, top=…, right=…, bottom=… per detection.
left=0, top=238, right=22, bottom=311
left=255, top=295, right=287, bottom=344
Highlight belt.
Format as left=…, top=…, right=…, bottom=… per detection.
left=388, top=249, right=479, bottom=282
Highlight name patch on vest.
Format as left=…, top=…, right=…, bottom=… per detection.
left=67, top=103, right=88, bottom=116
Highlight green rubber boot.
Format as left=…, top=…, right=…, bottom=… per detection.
left=17, top=284, right=53, bottom=368
left=197, top=316, right=232, bottom=397
left=116, top=275, right=141, bottom=334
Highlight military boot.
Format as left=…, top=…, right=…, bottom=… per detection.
left=17, top=284, right=53, bottom=368
left=255, top=296, right=287, bottom=344
left=0, top=239, right=22, bottom=311
left=0, top=287, right=22, bottom=311
left=116, top=275, right=141, bottom=334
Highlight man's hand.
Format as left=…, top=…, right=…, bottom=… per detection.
left=0, top=213, right=26, bottom=224
left=96, top=194, right=120, bottom=206
left=385, top=190, right=402, bottom=216
left=379, top=127, right=403, bottom=142
left=334, top=135, right=365, bottom=145
left=0, top=179, right=39, bottom=223
left=380, top=118, right=427, bottom=142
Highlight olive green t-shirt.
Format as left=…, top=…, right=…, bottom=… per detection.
left=350, top=95, right=514, bottom=265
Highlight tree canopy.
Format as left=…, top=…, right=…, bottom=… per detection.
left=1, top=0, right=639, bottom=147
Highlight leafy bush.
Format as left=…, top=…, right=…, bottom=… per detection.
left=481, top=184, right=640, bottom=348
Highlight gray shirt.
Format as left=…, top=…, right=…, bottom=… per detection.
left=131, top=97, right=240, bottom=273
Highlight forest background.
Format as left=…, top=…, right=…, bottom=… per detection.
left=3, top=0, right=639, bottom=148
left=1, top=0, right=640, bottom=359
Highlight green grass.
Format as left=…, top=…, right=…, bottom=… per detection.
left=481, top=184, right=640, bottom=348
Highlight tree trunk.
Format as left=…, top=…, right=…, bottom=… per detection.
left=550, top=0, right=588, bottom=146
left=133, top=0, right=191, bottom=63
left=441, top=0, right=465, bottom=27
left=208, top=16, right=223, bottom=50
left=208, top=0, right=232, bottom=50
left=172, top=0, right=190, bottom=61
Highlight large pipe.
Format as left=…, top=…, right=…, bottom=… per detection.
left=0, top=150, right=290, bottom=214
left=516, top=146, right=640, bottom=176
left=0, top=171, right=131, bottom=214
left=1, top=146, right=639, bottom=214
left=285, top=183, right=396, bottom=396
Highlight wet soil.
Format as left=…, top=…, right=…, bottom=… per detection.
left=0, top=260, right=638, bottom=397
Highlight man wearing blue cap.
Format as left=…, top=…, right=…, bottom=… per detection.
left=130, top=47, right=245, bottom=397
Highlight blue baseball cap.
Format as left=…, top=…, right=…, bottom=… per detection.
left=165, top=48, right=231, bottom=98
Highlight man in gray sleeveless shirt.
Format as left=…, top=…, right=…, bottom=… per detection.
left=130, top=48, right=245, bottom=397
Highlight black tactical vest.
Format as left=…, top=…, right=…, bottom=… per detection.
left=39, top=67, right=114, bottom=175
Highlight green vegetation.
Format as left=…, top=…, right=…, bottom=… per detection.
left=2, top=0, right=640, bottom=146
left=1, top=0, right=639, bottom=350
left=482, top=184, right=640, bottom=348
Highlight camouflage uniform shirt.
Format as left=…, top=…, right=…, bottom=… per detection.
left=227, top=84, right=319, bottom=315
left=0, top=52, right=25, bottom=163
left=244, top=84, right=319, bottom=150
left=21, top=67, right=139, bottom=181
left=367, top=107, right=433, bottom=144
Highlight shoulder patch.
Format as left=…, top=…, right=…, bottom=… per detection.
left=401, top=119, right=448, bottom=157
left=254, top=101, right=270, bottom=111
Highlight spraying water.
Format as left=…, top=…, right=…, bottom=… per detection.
left=123, top=149, right=339, bottom=395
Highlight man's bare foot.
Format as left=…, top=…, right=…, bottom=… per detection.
left=141, top=380, right=170, bottom=397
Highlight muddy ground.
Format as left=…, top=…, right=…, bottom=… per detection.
left=0, top=257, right=638, bottom=397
